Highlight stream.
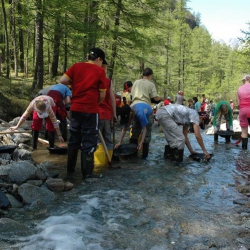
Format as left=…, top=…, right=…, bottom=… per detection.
left=1, top=124, right=250, bottom=250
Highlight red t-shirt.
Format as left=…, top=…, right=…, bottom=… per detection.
left=99, top=77, right=112, bottom=120
left=64, top=62, right=106, bottom=113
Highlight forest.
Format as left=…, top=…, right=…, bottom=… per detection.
left=1, top=0, right=250, bottom=107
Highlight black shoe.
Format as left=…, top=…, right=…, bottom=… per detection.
left=170, top=148, right=184, bottom=162
left=67, top=148, right=79, bottom=173
left=164, top=145, right=171, bottom=159
left=242, top=138, right=248, bottom=150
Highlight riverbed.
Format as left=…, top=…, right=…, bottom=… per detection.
left=1, top=124, right=250, bottom=249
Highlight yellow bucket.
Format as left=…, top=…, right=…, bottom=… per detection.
left=129, top=128, right=142, bottom=143
left=94, top=144, right=113, bottom=167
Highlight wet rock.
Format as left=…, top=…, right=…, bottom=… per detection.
left=18, top=183, right=56, bottom=205
left=236, top=185, right=250, bottom=194
left=46, top=178, right=65, bottom=192
left=15, top=149, right=33, bottom=161
left=233, top=199, right=249, bottom=205
left=64, top=181, right=74, bottom=191
left=0, top=190, right=10, bottom=209
left=0, top=218, right=31, bottom=235
left=0, top=161, right=37, bottom=184
left=35, top=164, right=49, bottom=181
left=5, top=194, right=23, bottom=208
left=26, top=180, right=43, bottom=186
left=12, top=133, right=31, bottom=144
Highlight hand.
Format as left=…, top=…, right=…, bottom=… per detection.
left=58, top=135, right=64, bottom=142
left=190, top=150, right=198, bottom=155
left=115, top=143, right=120, bottom=149
left=137, top=142, right=143, bottom=151
left=9, top=126, right=18, bottom=131
left=204, top=152, right=211, bottom=160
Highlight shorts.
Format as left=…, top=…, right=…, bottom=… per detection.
left=239, top=107, right=250, bottom=127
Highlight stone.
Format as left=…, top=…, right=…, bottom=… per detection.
left=5, top=194, right=23, bottom=208
left=46, top=178, right=65, bottom=192
left=0, top=190, right=10, bottom=209
left=18, top=183, right=56, bottom=205
left=64, top=181, right=74, bottom=191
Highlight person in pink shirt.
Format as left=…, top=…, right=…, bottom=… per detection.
left=236, top=75, right=250, bottom=149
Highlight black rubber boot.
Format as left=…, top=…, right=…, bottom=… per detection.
left=67, top=148, right=78, bottom=173
left=60, top=120, right=68, bottom=141
left=214, top=133, right=218, bottom=142
left=81, top=151, right=99, bottom=179
left=164, top=145, right=171, bottom=159
left=48, top=131, right=55, bottom=148
left=242, top=138, right=248, bottom=150
left=142, top=143, right=149, bottom=159
left=225, top=135, right=231, bottom=143
left=32, top=130, right=39, bottom=151
left=170, top=148, right=184, bottom=162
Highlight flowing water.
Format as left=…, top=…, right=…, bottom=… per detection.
left=1, top=124, right=249, bottom=250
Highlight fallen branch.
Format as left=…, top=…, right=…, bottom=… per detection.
left=0, top=130, right=32, bottom=135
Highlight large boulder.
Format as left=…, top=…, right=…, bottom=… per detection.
left=0, top=161, right=37, bottom=184
left=18, top=183, right=56, bottom=205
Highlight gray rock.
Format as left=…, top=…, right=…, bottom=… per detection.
left=15, top=149, right=33, bottom=161
left=12, top=133, right=31, bottom=144
left=18, top=183, right=56, bottom=205
left=5, top=194, right=23, bottom=208
left=0, top=190, right=10, bottom=209
left=0, top=218, right=31, bottom=235
left=35, top=164, right=49, bottom=181
left=46, top=178, right=65, bottom=192
left=26, top=180, right=43, bottom=186
left=0, top=161, right=37, bottom=184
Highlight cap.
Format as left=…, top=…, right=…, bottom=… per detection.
left=164, top=99, right=170, bottom=106
left=205, top=99, right=208, bottom=103
left=242, top=75, right=250, bottom=81
left=230, top=99, right=233, bottom=102
left=167, top=96, right=171, bottom=100
left=89, top=48, right=107, bottom=64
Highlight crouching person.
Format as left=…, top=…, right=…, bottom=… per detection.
left=156, top=103, right=211, bottom=162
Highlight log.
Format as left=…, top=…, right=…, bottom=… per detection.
left=0, top=130, right=32, bottom=135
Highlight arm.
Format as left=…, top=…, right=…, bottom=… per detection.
left=138, top=127, right=147, bottom=150
left=193, top=124, right=210, bottom=159
left=115, top=127, right=127, bottom=148
left=60, top=75, right=71, bottom=85
left=183, top=126, right=197, bottom=154
left=153, top=96, right=164, bottom=102
left=64, top=96, right=71, bottom=105
left=99, top=90, right=106, bottom=104
left=110, top=81, right=117, bottom=121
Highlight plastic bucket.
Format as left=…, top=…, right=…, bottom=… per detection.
left=94, top=144, right=113, bottom=167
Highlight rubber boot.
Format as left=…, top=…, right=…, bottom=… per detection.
left=67, top=148, right=78, bottom=173
left=214, top=133, right=218, bottom=142
left=32, top=130, right=39, bottom=151
left=242, top=138, right=248, bottom=150
left=170, top=148, right=184, bottom=162
left=142, top=143, right=149, bottom=159
left=164, top=145, right=171, bottom=159
left=60, top=120, right=68, bottom=141
left=48, top=131, right=55, bottom=148
left=81, top=151, right=100, bottom=179
left=225, top=136, right=231, bottom=143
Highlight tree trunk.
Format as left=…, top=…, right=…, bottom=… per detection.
left=1, top=0, right=10, bottom=78
left=51, top=17, right=62, bottom=78
left=63, top=14, right=68, bottom=73
left=17, top=0, right=24, bottom=73
left=32, top=0, right=44, bottom=90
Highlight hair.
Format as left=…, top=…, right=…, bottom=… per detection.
left=193, top=97, right=198, bottom=103
left=142, top=68, right=153, bottom=77
left=202, top=94, right=205, bottom=97
left=188, top=99, right=193, bottom=102
left=35, top=100, right=46, bottom=111
left=123, top=81, right=133, bottom=90
left=218, top=104, right=228, bottom=118
left=88, top=54, right=98, bottom=61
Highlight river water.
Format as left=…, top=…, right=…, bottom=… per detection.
left=1, top=124, right=250, bottom=249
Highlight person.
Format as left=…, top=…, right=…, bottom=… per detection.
left=193, top=97, right=201, bottom=112
left=156, top=103, right=211, bottom=162
left=120, top=81, right=133, bottom=106
left=130, top=67, right=164, bottom=158
left=174, top=91, right=185, bottom=105
left=98, top=62, right=117, bottom=154
left=230, top=99, right=234, bottom=111
left=9, top=95, right=64, bottom=150
left=213, top=100, right=233, bottom=143
left=47, top=83, right=72, bottom=143
left=236, top=75, right=250, bottom=149
left=188, top=99, right=194, bottom=109
left=210, top=100, right=215, bottom=116
left=60, top=47, right=107, bottom=178
left=202, top=94, right=206, bottom=103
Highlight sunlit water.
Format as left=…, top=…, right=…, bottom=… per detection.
left=1, top=124, right=248, bottom=249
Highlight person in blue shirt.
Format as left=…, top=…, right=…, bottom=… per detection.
left=193, top=97, right=201, bottom=112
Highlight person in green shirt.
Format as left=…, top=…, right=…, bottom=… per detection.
left=213, top=100, right=233, bottom=142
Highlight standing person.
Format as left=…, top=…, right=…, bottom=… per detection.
left=98, top=62, right=117, bottom=154
left=60, top=48, right=107, bottom=178
left=188, top=99, right=194, bottom=109
left=236, top=75, right=250, bottom=149
left=156, top=104, right=211, bottom=162
left=174, top=91, right=185, bottom=105
left=130, top=68, right=164, bottom=158
left=120, top=81, right=133, bottom=106
left=230, top=99, right=234, bottom=111
left=9, top=96, right=64, bottom=150
left=213, top=100, right=233, bottom=142
left=193, top=97, right=201, bottom=112
left=47, top=83, right=72, bottom=144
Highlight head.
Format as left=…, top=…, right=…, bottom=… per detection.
left=167, top=96, right=171, bottom=100
left=242, top=74, right=250, bottom=83
left=193, top=97, right=198, bottom=103
left=205, top=99, right=208, bottom=103
left=88, top=48, right=107, bottom=66
left=202, top=94, right=205, bottom=98
left=34, top=100, right=46, bottom=114
left=230, top=99, right=233, bottom=103
left=219, top=104, right=229, bottom=115
left=188, top=99, right=193, bottom=104
left=175, top=94, right=185, bottom=105
left=142, top=68, right=153, bottom=79
left=124, top=81, right=133, bottom=92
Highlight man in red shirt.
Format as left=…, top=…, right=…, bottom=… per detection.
left=60, top=48, right=107, bottom=178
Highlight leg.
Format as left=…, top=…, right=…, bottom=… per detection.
left=32, top=130, right=39, bottom=151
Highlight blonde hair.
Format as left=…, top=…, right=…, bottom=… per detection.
left=35, top=100, right=46, bottom=111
